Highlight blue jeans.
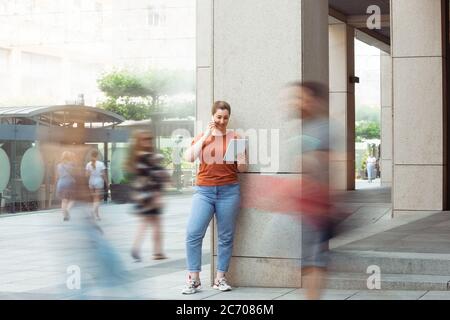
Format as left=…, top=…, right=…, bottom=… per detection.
left=301, top=218, right=329, bottom=268
left=186, top=183, right=240, bottom=273
left=367, top=164, right=375, bottom=181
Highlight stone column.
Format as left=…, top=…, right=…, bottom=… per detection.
left=380, top=52, right=393, bottom=187
left=391, top=0, right=447, bottom=215
left=197, top=0, right=329, bottom=287
left=329, top=22, right=356, bottom=191
left=196, top=0, right=214, bottom=131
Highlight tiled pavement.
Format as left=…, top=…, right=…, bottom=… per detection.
left=2, top=191, right=450, bottom=300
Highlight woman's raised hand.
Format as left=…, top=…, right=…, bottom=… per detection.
left=204, top=121, right=216, bottom=138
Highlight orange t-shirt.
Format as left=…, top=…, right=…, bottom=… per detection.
left=192, top=131, right=239, bottom=186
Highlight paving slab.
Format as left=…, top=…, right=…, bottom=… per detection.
left=419, top=291, right=450, bottom=300
left=275, top=289, right=359, bottom=300
left=2, top=190, right=450, bottom=300
left=348, top=290, right=427, bottom=300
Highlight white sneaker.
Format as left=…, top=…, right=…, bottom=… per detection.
left=213, top=277, right=232, bottom=291
left=181, top=277, right=202, bottom=295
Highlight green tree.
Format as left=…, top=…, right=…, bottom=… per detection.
left=97, top=69, right=195, bottom=120
left=99, top=97, right=152, bottom=121
left=97, top=71, right=147, bottom=99
left=97, top=70, right=153, bottom=120
left=160, top=147, right=173, bottom=168
left=355, top=121, right=380, bottom=141
left=361, top=151, right=369, bottom=173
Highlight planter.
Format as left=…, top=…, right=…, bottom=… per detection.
left=109, top=183, right=131, bottom=204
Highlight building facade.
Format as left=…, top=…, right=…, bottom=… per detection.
left=0, top=0, right=195, bottom=106
left=197, top=0, right=450, bottom=287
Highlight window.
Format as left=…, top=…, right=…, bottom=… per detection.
left=147, top=5, right=166, bottom=27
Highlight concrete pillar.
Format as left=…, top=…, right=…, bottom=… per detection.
left=196, top=0, right=218, bottom=286
left=380, top=52, right=393, bottom=187
left=329, top=22, right=355, bottom=191
left=197, top=0, right=329, bottom=287
left=391, top=0, right=447, bottom=215
left=196, top=0, right=213, bottom=131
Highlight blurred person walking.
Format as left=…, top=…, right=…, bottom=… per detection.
left=182, top=101, right=248, bottom=295
left=127, top=130, right=170, bottom=262
left=70, top=146, right=130, bottom=295
left=85, top=150, right=108, bottom=221
left=38, top=126, right=131, bottom=297
left=366, top=154, right=377, bottom=183
left=54, top=151, right=76, bottom=221
left=241, top=83, right=337, bottom=300
left=285, top=81, right=334, bottom=300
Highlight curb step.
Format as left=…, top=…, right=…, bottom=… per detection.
left=319, top=272, right=450, bottom=291
left=329, top=250, right=450, bottom=276
left=320, top=250, right=450, bottom=291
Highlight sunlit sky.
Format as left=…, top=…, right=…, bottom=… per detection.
left=355, top=39, right=381, bottom=109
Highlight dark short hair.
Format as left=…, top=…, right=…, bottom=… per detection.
left=211, top=101, right=231, bottom=115
left=288, top=81, right=328, bottom=100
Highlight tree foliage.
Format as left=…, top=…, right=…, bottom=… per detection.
left=97, top=69, right=195, bottom=120
left=99, top=97, right=153, bottom=121
left=97, top=71, right=147, bottom=99
left=355, top=121, right=380, bottom=141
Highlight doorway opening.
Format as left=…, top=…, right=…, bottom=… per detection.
left=354, top=39, right=382, bottom=190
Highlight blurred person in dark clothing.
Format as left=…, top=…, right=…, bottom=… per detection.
left=126, top=130, right=171, bottom=262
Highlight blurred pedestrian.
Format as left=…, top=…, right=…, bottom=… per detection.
left=241, top=82, right=336, bottom=300
left=39, top=128, right=130, bottom=297
left=85, top=149, right=108, bottom=220
left=71, top=145, right=129, bottom=295
left=54, top=151, right=76, bottom=221
left=285, top=81, right=333, bottom=300
left=181, top=101, right=248, bottom=295
left=367, top=154, right=376, bottom=183
left=126, top=130, right=170, bottom=262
